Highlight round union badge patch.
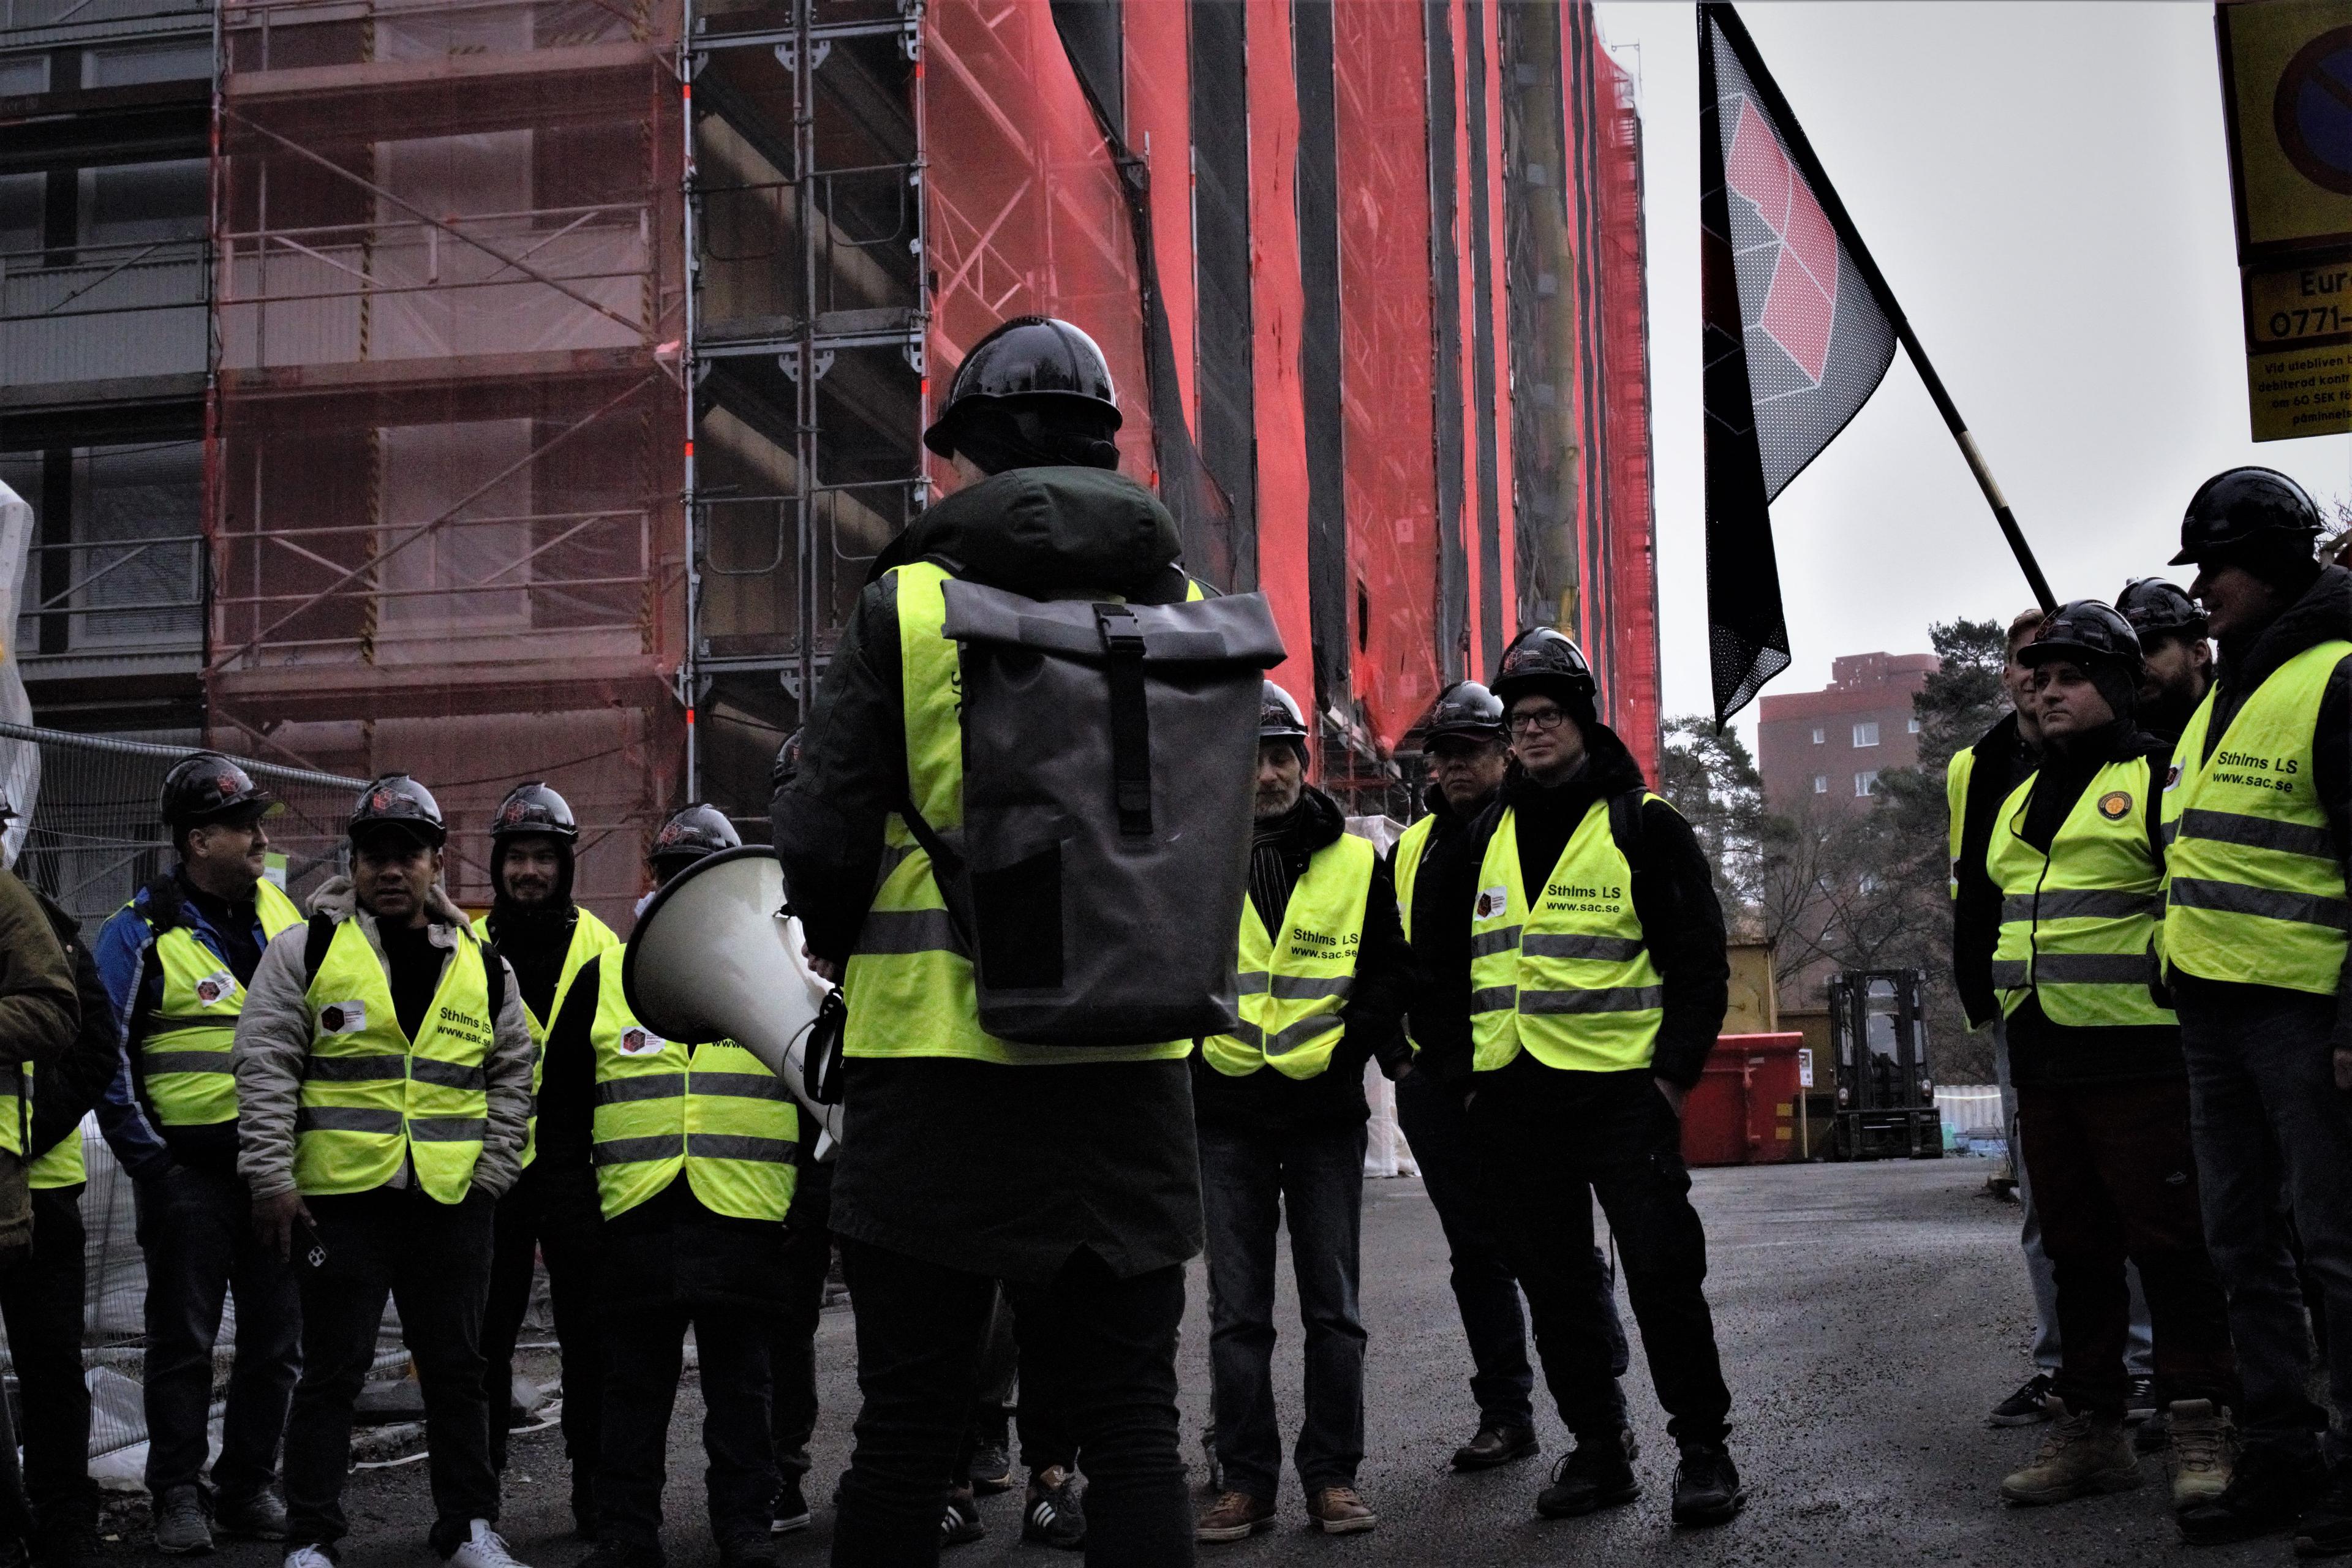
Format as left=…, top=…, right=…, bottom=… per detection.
left=2098, top=791, right=2133, bottom=821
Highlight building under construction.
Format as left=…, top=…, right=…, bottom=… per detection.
left=2, top=0, right=1657, bottom=927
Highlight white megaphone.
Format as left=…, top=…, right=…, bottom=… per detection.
left=622, top=846, right=845, bottom=1155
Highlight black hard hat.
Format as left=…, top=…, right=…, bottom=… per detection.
left=2019, top=600, right=2144, bottom=671
left=349, top=774, right=445, bottom=848
left=922, top=316, right=1121, bottom=459
left=1422, top=680, right=1505, bottom=745
left=649, top=803, right=740, bottom=869
left=771, top=729, right=803, bottom=791
left=2171, top=466, right=2323, bottom=566
left=1259, top=681, right=1309, bottom=744
left=1491, top=627, right=1597, bottom=710
left=160, top=753, right=276, bottom=831
left=488, top=781, right=578, bottom=845
left=2114, top=578, right=2207, bottom=641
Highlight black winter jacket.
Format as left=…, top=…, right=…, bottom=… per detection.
left=1392, top=782, right=1489, bottom=1086
left=1951, top=711, right=2040, bottom=1031
left=768, top=465, right=1203, bottom=1284
left=28, top=889, right=119, bottom=1174
left=1191, top=785, right=1412, bottom=1136
left=1412, top=722, right=1730, bottom=1090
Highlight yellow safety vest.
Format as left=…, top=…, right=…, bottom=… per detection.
left=295, top=918, right=496, bottom=1202
left=2163, top=640, right=2352, bottom=995
left=842, top=559, right=1193, bottom=1066
left=1946, top=748, right=1975, bottom=903
left=27, top=1118, right=81, bottom=1189
left=588, top=958, right=798, bottom=1223
left=1202, top=832, right=1374, bottom=1081
left=471, top=907, right=619, bottom=1167
left=140, top=880, right=305, bottom=1126
left=1986, top=757, right=2171, bottom=1029
left=1469, top=797, right=1664, bottom=1074
left=1393, top=813, right=1438, bottom=945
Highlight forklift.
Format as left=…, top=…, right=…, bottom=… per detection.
left=1828, top=968, right=1942, bottom=1159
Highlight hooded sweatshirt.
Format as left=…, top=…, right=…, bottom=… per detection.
left=483, top=837, right=579, bottom=1026
left=2178, top=564, right=2352, bottom=1047
left=1412, top=718, right=1731, bottom=1093
left=771, top=466, right=1204, bottom=1286
left=1190, top=784, right=1411, bottom=1136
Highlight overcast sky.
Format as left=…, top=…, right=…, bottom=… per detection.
left=1591, top=1, right=2352, bottom=743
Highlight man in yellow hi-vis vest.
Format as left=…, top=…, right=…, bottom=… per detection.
left=2156, top=470, right=2352, bottom=1553
left=1189, top=683, right=1409, bottom=1544
left=472, top=781, right=618, bottom=1532
left=1414, top=628, right=1741, bottom=1530
left=1954, top=602, right=2236, bottom=1512
left=91, top=754, right=306, bottom=1555
left=774, top=316, right=1204, bottom=1566
left=534, top=806, right=794, bottom=1568
left=232, top=775, right=536, bottom=1568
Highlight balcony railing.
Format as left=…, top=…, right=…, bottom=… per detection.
left=0, top=238, right=208, bottom=388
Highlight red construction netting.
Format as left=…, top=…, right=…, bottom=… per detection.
left=205, top=0, right=688, bottom=928
left=1336, top=0, right=1442, bottom=755
left=1596, top=40, right=1660, bottom=779
left=1243, top=0, right=1314, bottom=707
left=922, top=0, right=1155, bottom=499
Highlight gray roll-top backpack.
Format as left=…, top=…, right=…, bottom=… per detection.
left=896, top=579, right=1286, bottom=1047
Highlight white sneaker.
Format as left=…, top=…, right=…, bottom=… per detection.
left=284, top=1548, right=336, bottom=1568
left=446, top=1521, right=530, bottom=1568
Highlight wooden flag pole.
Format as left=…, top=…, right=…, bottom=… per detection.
left=1705, top=4, right=2059, bottom=614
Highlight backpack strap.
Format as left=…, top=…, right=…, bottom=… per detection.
left=477, top=933, right=508, bottom=1025
left=1605, top=789, right=1647, bottom=878
left=1093, top=603, right=1155, bottom=839
left=302, top=913, right=336, bottom=987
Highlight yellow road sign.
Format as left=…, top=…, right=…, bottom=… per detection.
left=2220, top=1, right=2352, bottom=259
left=2244, top=257, right=2352, bottom=439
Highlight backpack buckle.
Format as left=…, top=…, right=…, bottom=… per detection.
left=1094, top=605, right=1146, bottom=658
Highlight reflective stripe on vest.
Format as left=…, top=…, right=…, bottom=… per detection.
left=841, top=559, right=1194, bottom=1067
left=473, top=907, right=619, bottom=1168
left=589, top=957, right=798, bottom=1222
left=295, top=919, right=495, bottom=1202
left=1203, top=832, right=1374, bottom=1081
left=1393, top=813, right=1437, bottom=946
left=140, top=879, right=305, bottom=1127
left=1945, top=748, right=1975, bottom=903
left=1469, top=797, right=1663, bottom=1074
left=1985, top=756, right=2172, bottom=1028
left=2162, top=641, right=2352, bottom=995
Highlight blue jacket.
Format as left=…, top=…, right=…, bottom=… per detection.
left=93, top=875, right=276, bottom=1182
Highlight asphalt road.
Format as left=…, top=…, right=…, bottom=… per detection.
left=137, top=1159, right=2308, bottom=1567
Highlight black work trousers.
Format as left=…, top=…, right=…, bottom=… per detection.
left=480, top=1162, right=603, bottom=1482
left=831, top=1240, right=1190, bottom=1568
left=771, top=1158, right=834, bottom=1483
left=2015, top=1075, right=2238, bottom=1420
left=1471, top=1066, right=1733, bottom=1449
left=1, top=1185, right=96, bottom=1534
left=283, top=1187, right=499, bottom=1557
left=598, top=1302, right=776, bottom=1556
left=133, top=1161, right=302, bottom=1502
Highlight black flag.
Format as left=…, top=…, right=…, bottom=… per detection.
left=1700, top=5, right=1898, bottom=725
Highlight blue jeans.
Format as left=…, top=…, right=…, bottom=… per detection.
left=2177, top=976, right=2352, bottom=1458
left=1197, top=1119, right=1366, bottom=1498
left=1398, top=1066, right=1634, bottom=1430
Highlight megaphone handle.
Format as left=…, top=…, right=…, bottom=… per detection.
left=808, top=989, right=848, bottom=1106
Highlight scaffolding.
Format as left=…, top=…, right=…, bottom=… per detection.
left=206, top=0, right=688, bottom=924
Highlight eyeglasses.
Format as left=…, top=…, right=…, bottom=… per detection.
left=1506, top=708, right=1569, bottom=736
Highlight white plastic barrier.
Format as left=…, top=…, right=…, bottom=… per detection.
left=1935, top=1084, right=2005, bottom=1142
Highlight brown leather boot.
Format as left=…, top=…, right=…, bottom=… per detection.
left=1194, top=1491, right=1276, bottom=1544
left=1452, top=1423, right=1540, bottom=1471
left=1308, top=1486, right=1377, bottom=1534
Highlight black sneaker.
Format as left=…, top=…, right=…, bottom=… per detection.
left=1452, top=1423, right=1539, bottom=1472
left=2177, top=1442, right=2328, bottom=1546
left=1536, top=1430, right=1640, bottom=1519
left=941, top=1491, right=985, bottom=1548
left=2293, top=1460, right=2352, bottom=1558
left=771, top=1475, right=812, bottom=1536
left=1988, top=1374, right=2055, bottom=1428
left=970, top=1440, right=1014, bottom=1496
left=1671, top=1442, right=1747, bottom=1527
left=2127, top=1375, right=2159, bottom=1424
left=1022, top=1467, right=1087, bottom=1550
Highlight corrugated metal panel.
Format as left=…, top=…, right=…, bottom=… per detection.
left=0, top=247, right=205, bottom=386
left=0, top=0, right=210, bottom=53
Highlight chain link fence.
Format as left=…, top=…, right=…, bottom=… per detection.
left=0, top=723, right=371, bottom=1468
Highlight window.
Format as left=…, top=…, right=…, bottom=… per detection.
left=1810, top=727, right=1825, bottom=745
left=1855, top=771, right=1880, bottom=797
left=83, top=160, right=207, bottom=248
left=0, top=173, right=39, bottom=256
left=0, top=56, right=46, bottom=97
left=1853, top=721, right=1880, bottom=748
left=1812, top=775, right=1828, bottom=794
left=1907, top=717, right=1921, bottom=734
left=83, top=42, right=213, bottom=90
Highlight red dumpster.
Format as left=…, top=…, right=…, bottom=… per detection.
left=1681, top=1033, right=1807, bottom=1167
